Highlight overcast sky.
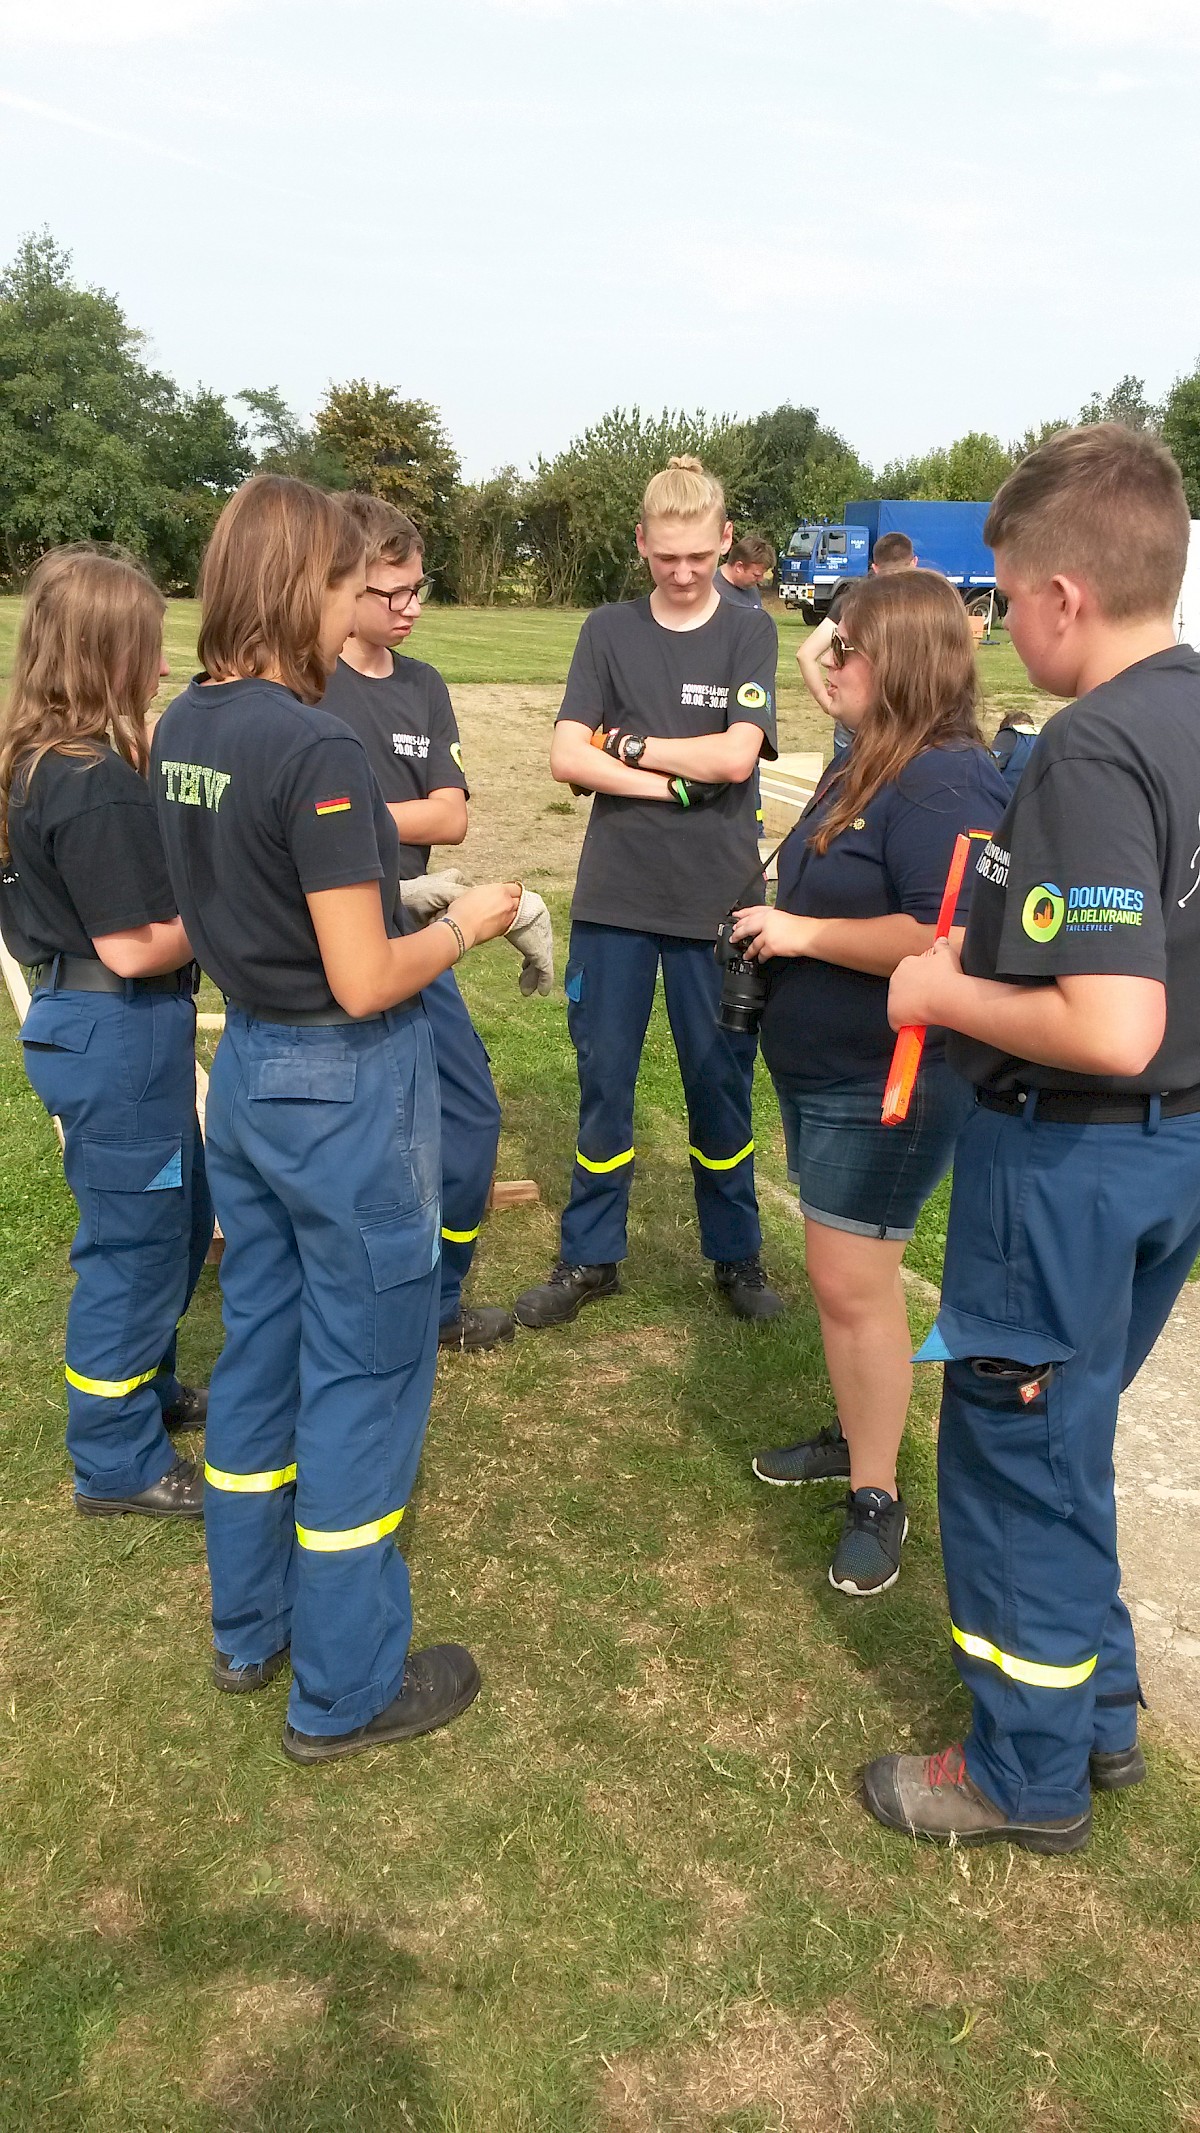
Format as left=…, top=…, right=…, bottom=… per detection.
left=1, top=0, right=1197, bottom=480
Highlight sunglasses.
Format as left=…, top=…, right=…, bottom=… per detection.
left=829, top=627, right=857, bottom=668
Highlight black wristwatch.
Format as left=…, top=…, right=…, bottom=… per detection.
left=621, top=733, right=647, bottom=766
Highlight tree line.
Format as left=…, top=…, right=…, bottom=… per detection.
left=3, top=230, right=1198, bottom=606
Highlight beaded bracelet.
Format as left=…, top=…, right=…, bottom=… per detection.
left=437, top=914, right=468, bottom=963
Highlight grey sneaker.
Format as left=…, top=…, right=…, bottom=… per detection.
left=829, top=1487, right=908, bottom=1596
left=753, top=1423, right=851, bottom=1486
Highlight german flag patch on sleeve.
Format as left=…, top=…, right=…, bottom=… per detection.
left=315, top=795, right=352, bottom=816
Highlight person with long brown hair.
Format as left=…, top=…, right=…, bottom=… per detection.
left=731, top=571, right=1008, bottom=1595
left=0, top=545, right=213, bottom=1521
left=150, top=475, right=520, bottom=1764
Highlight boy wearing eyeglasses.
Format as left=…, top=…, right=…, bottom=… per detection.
left=320, top=495, right=516, bottom=1351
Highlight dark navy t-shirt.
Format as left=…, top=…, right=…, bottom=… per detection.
left=151, top=675, right=401, bottom=1015
left=0, top=746, right=177, bottom=966
left=760, top=742, right=1010, bottom=1087
left=319, top=652, right=469, bottom=882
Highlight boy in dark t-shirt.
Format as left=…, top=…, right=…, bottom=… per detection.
left=320, top=496, right=545, bottom=1351
left=859, top=424, right=1200, bottom=1854
left=514, top=456, right=783, bottom=1329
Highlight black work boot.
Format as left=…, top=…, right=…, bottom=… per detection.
left=714, top=1256, right=784, bottom=1321
left=512, top=1260, right=619, bottom=1330
left=214, top=1645, right=290, bottom=1693
left=281, top=1643, right=481, bottom=1764
left=753, top=1422, right=851, bottom=1486
left=1090, top=1743, right=1146, bottom=1791
left=438, top=1305, right=516, bottom=1352
left=162, top=1384, right=208, bottom=1432
left=75, top=1457, right=204, bottom=1521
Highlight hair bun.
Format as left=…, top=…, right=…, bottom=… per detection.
left=667, top=454, right=705, bottom=474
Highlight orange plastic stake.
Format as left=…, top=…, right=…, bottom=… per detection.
left=881, top=831, right=979, bottom=1126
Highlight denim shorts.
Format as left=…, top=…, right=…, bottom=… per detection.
left=770, top=1058, right=974, bottom=1241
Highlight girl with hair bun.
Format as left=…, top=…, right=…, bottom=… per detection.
left=732, top=570, right=1009, bottom=1596
left=0, top=544, right=213, bottom=1523
left=152, top=474, right=520, bottom=1763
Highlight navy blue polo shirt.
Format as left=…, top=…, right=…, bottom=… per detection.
left=760, top=742, right=1010, bottom=1087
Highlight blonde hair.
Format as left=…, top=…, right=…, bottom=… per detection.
left=197, top=475, right=365, bottom=704
left=809, top=571, right=983, bottom=856
left=0, top=544, right=165, bottom=861
left=985, top=422, right=1189, bottom=621
left=339, top=491, right=423, bottom=570
left=641, top=455, right=726, bottom=526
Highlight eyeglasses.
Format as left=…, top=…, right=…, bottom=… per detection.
left=829, top=627, right=857, bottom=668
left=364, top=577, right=433, bottom=613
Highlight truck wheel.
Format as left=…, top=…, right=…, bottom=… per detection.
left=964, top=591, right=995, bottom=619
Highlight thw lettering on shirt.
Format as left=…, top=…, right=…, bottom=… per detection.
left=158, top=759, right=232, bottom=811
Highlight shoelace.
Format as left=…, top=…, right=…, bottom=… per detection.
left=725, top=1259, right=767, bottom=1290
left=926, top=1743, right=968, bottom=1789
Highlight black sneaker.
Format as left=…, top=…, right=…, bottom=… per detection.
left=829, top=1487, right=908, bottom=1596
left=162, top=1384, right=207, bottom=1432
left=714, top=1257, right=785, bottom=1322
left=1090, top=1743, right=1146, bottom=1791
left=752, top=1423, right=851, bottom=1486
left=438, top=1306, right=516, bottom=1352
left=281, top=1643, right=481, bottom=1764
left=75, top=1457, right=204, bottom=1521
left=214, top=1645, right=290, bottom=1693
left=512, top=1261, right=619, bottom=1330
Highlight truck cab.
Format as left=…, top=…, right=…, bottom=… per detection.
left=777, top=522, right=869, bottom=619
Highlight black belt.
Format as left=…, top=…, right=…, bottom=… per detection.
left=977, top=1084, right=1200, bottom=1125
left=226, top=997, right=417, bottom=1027
left=29, top=955, right=198, bottom=998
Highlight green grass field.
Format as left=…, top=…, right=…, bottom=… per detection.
left=2, top=606, right=1197, bottom=2131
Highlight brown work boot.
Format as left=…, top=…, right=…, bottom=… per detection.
left=861, top=1742, right=1091, bottom=1854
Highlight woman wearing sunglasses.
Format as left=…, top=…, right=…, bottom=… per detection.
left=731, top=571, right=1009, bottom=1596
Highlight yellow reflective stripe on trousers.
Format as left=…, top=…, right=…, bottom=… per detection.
left=296, top=1506, right=405, bottom=1552
left=575, top=1146, right=635, bottom=1174
left=441, top=1223, right=481, bottom=1244
left=65, top=1362, right=159, bottom=1399
left=688, top=1139, right=755, bottom=1172
left=951, top=1622, right=1097, bottom=1690
left=205, top=1461, right=297, bottom=1493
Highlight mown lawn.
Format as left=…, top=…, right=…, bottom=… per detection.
left=3, top=604, right=1196, bottom=2132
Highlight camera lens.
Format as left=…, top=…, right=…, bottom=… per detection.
left=715, top=917, right=768, bottom=1035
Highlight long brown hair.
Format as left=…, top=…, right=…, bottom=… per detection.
left=197, top=474, right=365, bottom=703
left=0, top=544, right=165, bottom=861
left=808, top=570, right=983, bottom=855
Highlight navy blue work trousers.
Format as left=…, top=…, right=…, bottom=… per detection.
left=202, top=1004, right=441, bottom=1737
left=560, top=921, right=761, bottom=1267
left=422, top=966, right=501, bottom=1325
left=932, top=1097, right=1200, bottom=1821
left=19, top=985, right=212, bottom=1497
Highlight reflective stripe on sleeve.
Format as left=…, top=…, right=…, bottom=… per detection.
left=65, top=1362, right=160, bottom=1399
left=441, top=1223, right=481, bottom=1244
left=688, top=1139, right=755, bottom=1172
left=951, top=1622, right=1097, bottom=1690
left=205, top=1461, right=297, bottom=1493
left=296, top=1506, right=405, bottom=1552
left=575, top=1146, right=635, bottom=1174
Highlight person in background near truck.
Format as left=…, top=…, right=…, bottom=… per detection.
left=798, top=532, right=918, bottom=762
left=716, top=534, right=776, bottom=609
left=514, top=456, right=784, bottom=1331
left=733, top=572, right=1008, bottom=1595
left=861, top=423, right=1200, bottom=1854
left=152, top=474, right=520, bottom=1763
left=989, top=708, right=1040, bottom=798
left=0, top=546, right=213, bottom=1523
left=320, top=493, right=553, bottom=1353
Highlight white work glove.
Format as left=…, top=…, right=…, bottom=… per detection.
left=505, top=887, right=554, bottom=997
left=397, top=868, right=469, bottom=926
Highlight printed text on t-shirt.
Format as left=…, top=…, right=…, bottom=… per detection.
left=977, top=839, right=1009, bottom=887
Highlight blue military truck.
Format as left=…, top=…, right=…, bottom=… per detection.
left=777, top=499, right=998, bottom=623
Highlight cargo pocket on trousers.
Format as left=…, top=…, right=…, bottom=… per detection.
left=247, top=1056, right=357, bottom=1102
left=928, top=1306, right=1078, bottom=1522
left=83, top=1137, right=187, bottom=1250
left=359, top=1200, right=441, bottom=1374
left=19, top=998, right=98, bottom=1052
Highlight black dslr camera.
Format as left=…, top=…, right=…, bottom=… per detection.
left=714, top=915, right=768, bottom=1034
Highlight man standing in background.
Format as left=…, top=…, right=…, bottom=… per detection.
left=716, top=535, right=776, bottom=608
